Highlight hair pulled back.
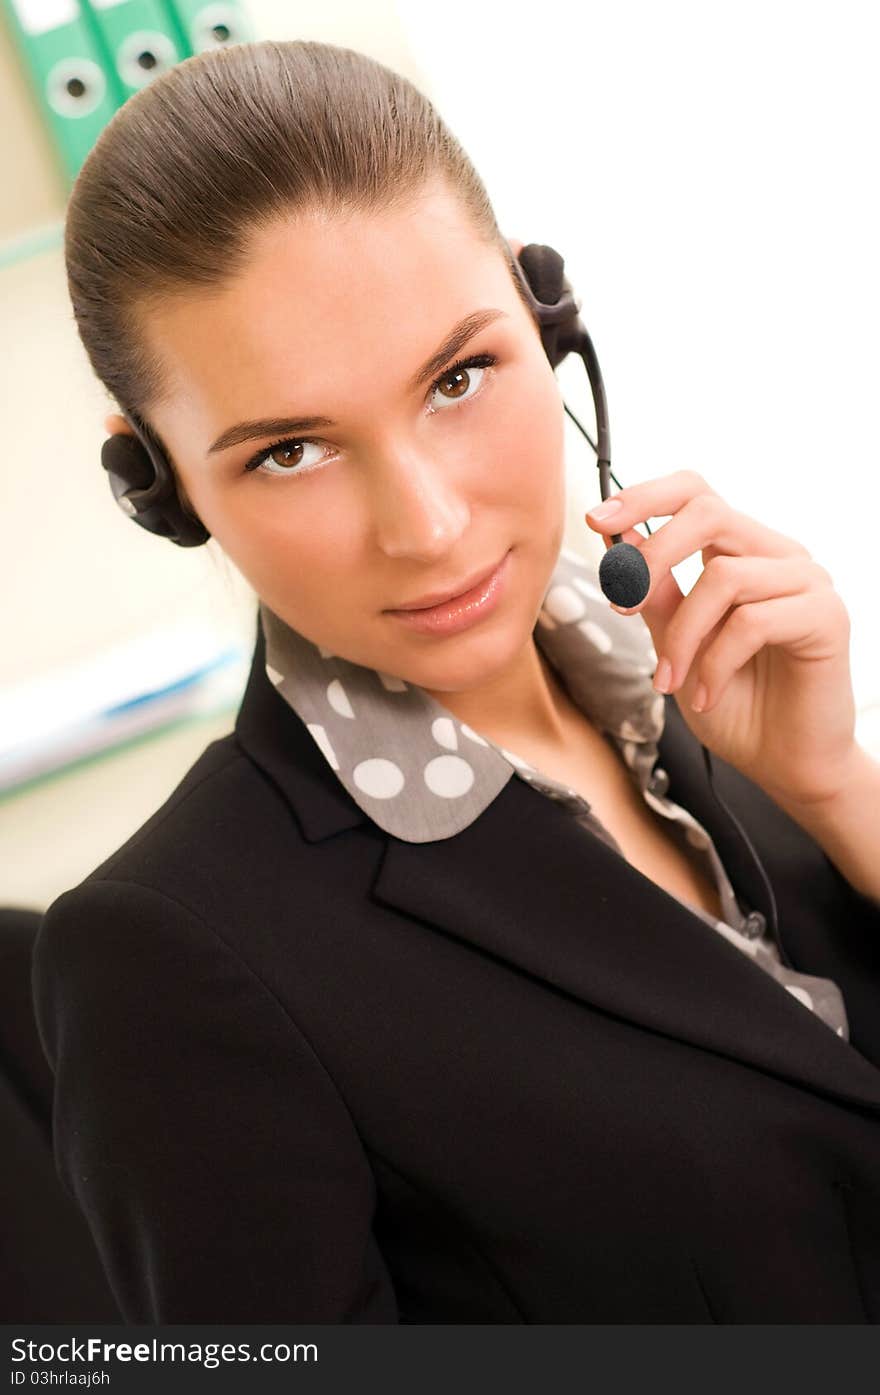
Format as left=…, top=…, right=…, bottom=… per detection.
left=64, top=38, right=527, bottom=453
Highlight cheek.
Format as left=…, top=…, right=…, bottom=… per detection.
left=485, top=366, right=564, bottom=502
left=234, top=498, right=362, bottom=627
left=194, top=489, right=342, bottom=628
left=208, top=478, right=354, bottom=568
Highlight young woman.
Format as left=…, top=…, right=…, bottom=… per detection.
left=33, top=39, right=880, bottom=1324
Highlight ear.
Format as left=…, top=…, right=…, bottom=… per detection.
left=506, top=237, right=524, bottom=259
left=104, top=412, right=135, bottom=436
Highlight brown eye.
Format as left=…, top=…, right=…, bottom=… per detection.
left=267, top=442, right=304, bottom=469
left=437, top=367, right=472, bottom=400
left=428, top=352, right=496, bottom=412
left=245, top=436, right=328, bottom=477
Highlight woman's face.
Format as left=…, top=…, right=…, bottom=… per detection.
left=144, top=177, right=567, bottom=693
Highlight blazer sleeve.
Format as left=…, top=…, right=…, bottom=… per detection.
left=31, top=877, right=400, bottom=1324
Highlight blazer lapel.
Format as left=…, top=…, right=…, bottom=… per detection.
left=371, top=776, right=880, bottom=1115
left=235, top=621, right=880, bottom=1115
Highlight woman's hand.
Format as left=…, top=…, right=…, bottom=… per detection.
left=585, top=470, right=860, bottom=809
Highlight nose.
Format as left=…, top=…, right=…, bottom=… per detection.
left=369, top=442, right=471, bottom=562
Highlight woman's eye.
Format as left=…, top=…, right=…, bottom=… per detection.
left=428, top=353, right=496, bottom=412
left=244, top=438, right=329, bottom=477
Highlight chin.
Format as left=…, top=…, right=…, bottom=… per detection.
left=396, top=604, right=537, bottom=695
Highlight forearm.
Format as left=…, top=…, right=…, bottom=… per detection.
left=771, top=744, right=880, bottom=908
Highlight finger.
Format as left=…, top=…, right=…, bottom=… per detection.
left=686, top=590, right=841, bottom=714
left=656, top=553, right=816, bottom=696
left=585, top=472, right=810, bottom=580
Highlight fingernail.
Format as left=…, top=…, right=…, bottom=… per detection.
left=654, top=657, right=672, bottom=693
left=587, top=497, right=623, bottom=522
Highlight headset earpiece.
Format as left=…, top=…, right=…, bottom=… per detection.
left=509, top=243, right=585, bottom=368
left=100, top=410, right=210, bottom=547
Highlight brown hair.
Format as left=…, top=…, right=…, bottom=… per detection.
left=64, top=38, right=534, bottom=475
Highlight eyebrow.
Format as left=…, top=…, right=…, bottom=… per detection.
left=206, top=307, right=509, bottom=455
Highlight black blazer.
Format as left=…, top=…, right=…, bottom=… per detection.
left=32, top=615, right=880, bottom=1324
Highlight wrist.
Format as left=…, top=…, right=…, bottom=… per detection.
left=762, top=742, right=872, bottom=821
left=767, top=743, right=880, bottom=906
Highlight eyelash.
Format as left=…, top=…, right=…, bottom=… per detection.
left=242, top=351, right=499, bottom=478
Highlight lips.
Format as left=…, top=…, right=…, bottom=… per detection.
left=385, top=548, right=511, bottom=636
left=389, top=554, right=506, bottom=612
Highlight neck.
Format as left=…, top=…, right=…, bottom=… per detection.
left=421, top=634, right=580, bottom=754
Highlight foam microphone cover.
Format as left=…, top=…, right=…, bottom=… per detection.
left=598, top=542, right=651, bottom=609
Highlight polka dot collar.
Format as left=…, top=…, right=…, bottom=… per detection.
left=260, top=545, right=665, bottom=843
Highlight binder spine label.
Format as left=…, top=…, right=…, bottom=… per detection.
left=10, top=0, right=78, bottom=34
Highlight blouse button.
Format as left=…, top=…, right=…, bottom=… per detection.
left=648, top=766, right=670, bottom=796
left=741, top=910, right=766, bottom=939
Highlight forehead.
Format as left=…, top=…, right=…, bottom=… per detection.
left=142, top=182, right=515, bottom=425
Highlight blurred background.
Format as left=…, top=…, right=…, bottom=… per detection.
left=2, top=0, right=879, bottom=911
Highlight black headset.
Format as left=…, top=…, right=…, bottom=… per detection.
left=99, top=240, right=783, bottom=957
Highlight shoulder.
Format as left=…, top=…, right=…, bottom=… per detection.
left=51, top=720, right=335, bottom=913
left=30, top=730, right=317, bottom=1076
left=83, top=731, right=283, bottom=883
left=32, top=724, right=379, bottom=1014
left=31, top=732, right=305, bottom=996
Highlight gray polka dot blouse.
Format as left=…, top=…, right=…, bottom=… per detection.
left=259, top=543, right=849, bottom=1042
